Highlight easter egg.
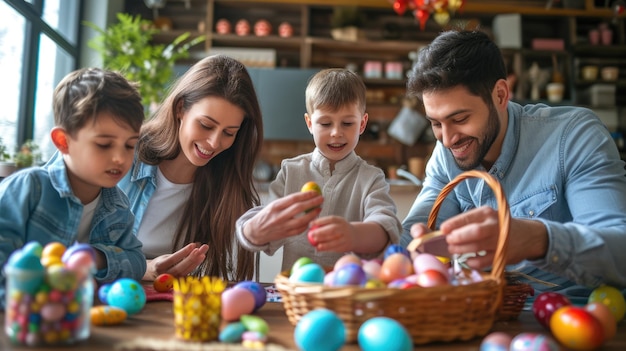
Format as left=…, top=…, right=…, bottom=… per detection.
left=106, top=278, right=146, bottom=315
left=332, top=263, right=367, bottom=287
left=588, top=285, right=625, bottom=322
left=361, top=259, right=382, bottom=280
left=379, top=253, right=413, bottom=283
left=5, top=252, right=45, bottom=294
left=61, top=243, right=96, bottom=263
left=98, top=284, right=112, bottom=304
left=90, top=305, right=127, bottom=325
left=219, top=322, right=247, bottom=343
left=64, top=251, right=96, bottom=280
left=358, top=317, right=412, bottom=351
left=307, top=225, right=319, bottom=246
left=240, top=314, right=269, bottom=334
left=153, top=273, right=175, bottom=293
left=41, top=242, right=66, bottom=259
left=289, top=263, right=325, bottom=284
left=221, top=288, right=255, bottom=322
left=416, top=269, right=448, bottom=287
left=22, top=241, right=43, bottom=257
left=290, top=257, right=314, bottom=276
left=384, top=244, right=410, bottom=260
left=295, top=309, right=345, bottom=351
left=413, top=252, right=449, bottom=279
left=233, top=280, right=266, bottom=311
left=585, top=302, right=616, bottom=340
left=46, top=265, right=78, bottom=292
left=509, top=332, right=559, bottom=351
left=301, top=181, right=322, bottom=212
left=480, top=332, right=512, bottom=351
left=532, top=291, right=572, bottom=329
left=300, top=181, right=322, bottom=195
left=549, top=305, right=605, bottom=350
left=333, top=253, right=362, bottom=271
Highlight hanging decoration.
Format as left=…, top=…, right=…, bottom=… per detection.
left=389, top=0, right=466, bottom=30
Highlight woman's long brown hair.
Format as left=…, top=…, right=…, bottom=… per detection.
left=136, top=55, right=263, bottom=281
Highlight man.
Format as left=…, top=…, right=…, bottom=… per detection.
left=400, top=30, right=626, bottom=299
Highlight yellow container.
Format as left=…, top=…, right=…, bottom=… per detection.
left=172, top=276, right=226, bottom=342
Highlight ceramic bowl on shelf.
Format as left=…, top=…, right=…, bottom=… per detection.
left=581, top=65, right=599, bottom=80
left=601, top=66, right=619, bottom=81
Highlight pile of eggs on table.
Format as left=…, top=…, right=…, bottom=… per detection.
left=287, top=244, right=485, bottom=351
left=481, top=285, right=625, bottom=351
left=4, top=241, right=96, bottom=346
left=151, top=274, right=271, bottom=348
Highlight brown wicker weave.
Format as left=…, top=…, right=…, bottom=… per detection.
left=275, top=170, right=512, bottom=344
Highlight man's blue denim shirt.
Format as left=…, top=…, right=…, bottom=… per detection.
left=0, top=151, right=146, bottom=309
left=401, top=102, right=626, bottom=298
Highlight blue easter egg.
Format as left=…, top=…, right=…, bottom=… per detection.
left=358, top=317, right=412, bottom=351
left=233, top=280, right=267, bottom=311
left=106, top=278, right=146, bottom=315
left=384, top=244, right=410, bottom=260
left=332, top=263, right=367, bottom=287
left=219, top=322, right=247, bottom=343
left=4, top=251, right=45, bottom=295
left=98, top=283, right=112, bottom=304
left=22, top=242, right=43, bottom=257
left=295, top=309, right=345, bottom=351
left=289, top=263, right=325, bottom=284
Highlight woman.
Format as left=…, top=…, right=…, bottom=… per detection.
left=119, top=55, right=263, bottom=281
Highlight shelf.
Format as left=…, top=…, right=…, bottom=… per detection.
left=210, top=33, right=303, bottom=49
left=306, top=37, right=422, bottom=53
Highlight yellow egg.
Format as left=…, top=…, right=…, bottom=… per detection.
left=300, top=181, right=322, bottom=195
left=42, top=242, right=66, bottom=259
left=90, top=305, right=127, bottom=326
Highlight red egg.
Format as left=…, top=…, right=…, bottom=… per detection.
left=307, top=225, right=319, bottom=246
left=532, top=292, right=572, bottom=329
left=550, top=305, right=605, bottom=350
left=153, top=273, right=175, bottom=292
left=416, top=269, right=448, bottom=288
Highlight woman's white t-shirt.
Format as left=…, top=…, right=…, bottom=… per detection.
left=136, top=167, right=192, bottom=259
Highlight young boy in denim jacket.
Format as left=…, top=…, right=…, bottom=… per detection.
left=0, top=68, right=147, bottom=308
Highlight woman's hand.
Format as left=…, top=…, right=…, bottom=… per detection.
left=243, top=191, right=323, bottom=245
left=143, top=243, right=209, bottom=281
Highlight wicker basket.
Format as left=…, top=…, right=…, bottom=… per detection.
left=275, top=170, right=512, bottom=344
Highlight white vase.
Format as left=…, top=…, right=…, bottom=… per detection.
left=0, top=161, right=17, bottom=178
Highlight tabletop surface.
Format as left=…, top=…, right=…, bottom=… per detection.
left=2, top=298, right=625, bottom=350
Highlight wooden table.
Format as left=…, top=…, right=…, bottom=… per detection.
left=1, top=300, right=625, bottom=350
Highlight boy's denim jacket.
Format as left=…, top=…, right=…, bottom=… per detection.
left=0, top=152, right=146, bottom=308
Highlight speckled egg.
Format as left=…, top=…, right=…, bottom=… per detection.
left=510, top=332, right=560, bottom=351
left=90, top=305, right=127, bottom=325
left=153, top=273, right=175, bottom=293
left=106, top=278, right=146, bottom=315
left=358, top=317, right=412, bottom=351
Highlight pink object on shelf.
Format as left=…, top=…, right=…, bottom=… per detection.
left=531, top=38, right=565, bottom=51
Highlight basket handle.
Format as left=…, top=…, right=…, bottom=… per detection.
left=426, top=170, right=510, bottom=281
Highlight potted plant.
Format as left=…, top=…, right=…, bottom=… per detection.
left=330, top=6, right=365, bottom=42
left=84, top=13, right=205, bottom=114
left=14, top=139, right=40, bottom=169
left=0, top=137, right=16, bottom=178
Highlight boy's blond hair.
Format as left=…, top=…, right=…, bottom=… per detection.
left=305, top=68, right=366, bottom=115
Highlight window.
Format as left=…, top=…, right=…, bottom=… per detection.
left=1, top=0, right=80, bottom=162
